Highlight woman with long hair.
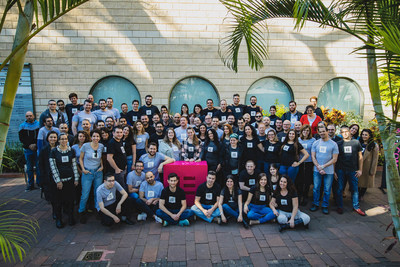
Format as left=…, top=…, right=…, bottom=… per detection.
left=296, top=125, right=316, bottom=206
left=268, top=163, right=281, bottom=193
left=240, top=124, right=264, bottom=170
left=159, top=127, right=182, bottom=161
left=218, top=175, right=248, bottom=228
left=299, top=105, right=322, bottom=136
left=221, top=124, right=233, bottom=148
left=49, top=133, right=80, bottom=228
left=197, top=123, right=208, bottom=145
left=349, top=124, right=360, bottom=140
left=72, top=131, right=90, bottom=167
left=133, top=121, right=149, bottom=159
left=279, top=129, right=309, bottom=182
left=193, top=104, right=203, bottom=119
left=78, top=129, right=104, bottom=223
left=201, top=129, right=222, bottom=173
left=243, top=173, right=276, bottom=225
left=358, top=129, right=379, bottom=200
left=270, top=176, right=310, bottom=232
left=222, top=133, right=242, bottom=178
left=263, top=129, right=281, bottom=175
left=181, top=103, right=190, bottom=117
left=122, top=125, right=137, bottom=172
left=181, top=127, right=201, bottom=161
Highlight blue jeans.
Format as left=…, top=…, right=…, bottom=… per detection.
left=336, top=169, right=360, bottom=209
left=222, top=203, right=239, bottom=218
left=191, top=204, right=220, bottom=223
left=127, top=155, right=133, bottom=174
left=279, top=165, right=299, bottom=182
left=155, top=208, right=194, bottom=224
left=24, top=149, right=39, bottom=187
left=264, top=162, right=280, bottom=177
left=247, top=204, right=276, bottom=223
left=78, top=168, right=103, bottom=213
left=313, top=172, right=334, bottom=208
left=129, top=192, right=139, bottom=199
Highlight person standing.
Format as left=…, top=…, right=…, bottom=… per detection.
left=39, top=99, right=66, bottom=127
left=281, top=101, right=303, bottom=129
left=107, top=126, right=128, bottom=189
left=37, top=117, right=60, bottom=152
left=228, top=94, right=246, bottom=121
left=139, top=95, right=160, bottom=122
left=244, top=96, right=263, bottom=123
left=72, top=100, right=97, bottom=135
left=139, top=142, right=175, bottom=182
left=65, top=93, right=82, bottom=129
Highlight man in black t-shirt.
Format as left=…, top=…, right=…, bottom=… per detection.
left=244, top=96, right=263, bottom=123
left=107, top=126, right=127, bottom=189
left=155, top=173, right=194, bottom=226
left=127, top=100, right=141, bottom=126
left=65, top=93, right=82, bottom=129
left=335, top=126, right=365, bottom=216
left=202, top=99, right=219, bottom=117
left=149, top=122, right=165, bottom=148
left=239, top=160, right=261, bottom=201
left=139, top=95, right=160, bottom=122
left=191, top=171, right=221, bottom=223
left=228, top=93, right=246, bottom=121
left=141, top=115, right=156, bottom=135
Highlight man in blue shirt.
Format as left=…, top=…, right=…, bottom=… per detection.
left=139, top=142, right=175, bottom=181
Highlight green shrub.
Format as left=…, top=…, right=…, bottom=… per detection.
left=2, top=143, right=25, bottom=173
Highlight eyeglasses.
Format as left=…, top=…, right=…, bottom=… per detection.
left=255, top=116, right=262, bottom=118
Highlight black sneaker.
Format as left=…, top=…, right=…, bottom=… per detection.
left=309, top=204, right=319, bottom=212
left=25, top=185, right=34, bottom=192
left=79, top=212, right=88, bottom=224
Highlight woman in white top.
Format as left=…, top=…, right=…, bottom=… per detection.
left=159, top=127, right=182, bottom=161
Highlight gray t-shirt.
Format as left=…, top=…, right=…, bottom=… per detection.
left=311, top=139, right=339, bottom=174
left=96, top=181, right=124, bottom=210
left=72, top=111, right=97, bottom=131
left=93, top=109, right=115, bottom=122
left=139, top=181, right=164, bottom=200
left=135, top=133, right=149, bottom=150
left=299, top=137, right=315, bottom=163
left=126, top=171, right=146, bottom=188
left=81, top=142, right=104, bottom=169
left=139, top=152, right=167, bottom=181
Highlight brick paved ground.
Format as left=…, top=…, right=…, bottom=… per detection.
left=1, top=172, right=400, bottom=266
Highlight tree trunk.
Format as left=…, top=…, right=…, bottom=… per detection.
left=0, top=0, right=34, bottom=171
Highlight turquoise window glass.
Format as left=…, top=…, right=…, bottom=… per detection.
left=169, top=77, right=219, bottom=115
left=245, top=77, right=293, bottom=111
left=318, top=78, right=364, bottom=115
left=90, top=76, right=141, bottom=111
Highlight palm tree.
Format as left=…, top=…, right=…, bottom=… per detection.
left=219, top=0, right=400, bottom=237
left=0, top=0, right=89, bottom=170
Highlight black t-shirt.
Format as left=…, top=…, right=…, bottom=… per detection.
left=269, top=115, right=280, bottom=129
left=144, top=125, right=156, bottom=136
left=249, top=186, right=269, bottom=206
left=337, top=139, right=362, bottom=171
left=280, top=143, right=303, bottom=166
left=240, top=136, right=261, bottom=162
left=228, top=104, right=246, bottom=120
left=263, top=140, right=281, bottom=163
left=149, top=133, right=165, bottom=148
left=202, top=108, right=218, bottom=118
left=234, top=128, right=245, bottom=140
left=239, top=169, right=261, bottom=189
left=107, top=138, right=127, bottom=170
left=196, top=182, right=221, bottom=205
left=244, top=105, right=261, bottom=123
left=277, top=132, right=287, bottom=143
left=65, top=103, right=82, bottom=126
left=127, top=110, right=141, bottom=125
left=161, top=186, right=186, bottom=210
left=139, top=105, right=160, bottom=121
left=122, top=137, right=137, bottom=157
left=49, top=147, right=76, bottom=178
left=274, top=191, right=298, bottom=212
left=215, top=109, right=231, bottom=122
left=220, top=187, right=242, bottom=204
left=224, top=145, right=241, bottom=174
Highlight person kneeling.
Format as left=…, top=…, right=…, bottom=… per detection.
left=270, top=176, right=310, bottom=232
left=156, top=173, right=194, bottom=226
left=218, top=175, right=249, bottom=228
left=191, top=171, right=221, bottom=223
left=96, top=174, right=135, bottom=226
left=244, top=173, right=276, bottom=226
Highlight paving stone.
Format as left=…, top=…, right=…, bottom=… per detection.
left=249, top=252, right=266, bottom=267
left=196, top=243, right=210, bottom=260
left=266, top=234, right=285, bottom=247
left=304, top=254, right=325, bottom=266
left=271, top=246, right=292, bottom=260
left=168, top=245, right=186, bottom=262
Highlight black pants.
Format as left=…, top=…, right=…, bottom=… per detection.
left=99, top=196, right=133, bottom=226
left=51, top=179, right=75, bottom=220
left=295, top=162, right=313, bottom=200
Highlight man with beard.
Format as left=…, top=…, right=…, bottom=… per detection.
left=65, top=93, right=82, bottom=128
left=244, top=96, right=263, bottom=123
left=72, top=100, right=97, bottom=135
left=107, top=126, right=128, bottom=188
left=139, top=95, right=160, bottom=122
left=127, top=100, right=141, bottom=126
left=139, top=142, right=175, bottom=181
left=141, top=115, right=156, bottom=135
left=228, top=93, right=246, bottom=120
left=106, top=97, right=121, bottom=123
left=215, top=99, right=231, bottom=125
left=150, top=122, right=165, bottom=147
left=281, top=101, right=303, bottom=129
left=202, top=99, right=218, bottom=118
left=94, top=99, right=115, bottom=122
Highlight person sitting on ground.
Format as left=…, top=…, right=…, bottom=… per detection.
left=126, top=161, right=146, bottom=200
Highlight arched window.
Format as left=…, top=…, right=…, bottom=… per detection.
left=245, top=77, right=293, bottom=111
left=318, top=78, right=364, bottom=115
left=169, top=77, right=220, bottom=115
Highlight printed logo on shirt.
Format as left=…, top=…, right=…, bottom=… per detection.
left=147, top=191, right=155, bottom=198
left=135, top=181, right=141, bottom=187
left=169, top=196, right=176, bottom=203
left=319, top=146, right=327, bottom=153
left=147, top=161, right=154, bottom=168
left=137, top=138, right=142, bottom=143
left=61, top=156, right=69, bottom=163
left=221, top=116, right=226, bottom=121
left=181, top=134, right=187, bottom=140
left=281, top=199, right=288, bottom=205
left=229, top=196, right=234, bottom=202
left=235, top=108, right=240, bottom=113
left=188, top=146, right=194, bottom=152
left=92, top=152, right=100, bottom=159
left=103, top=147, right=107, bottom=152
left=291, top=117, right=297, bottom=123
left=205, top=193, right=213, bottom=200
left=272, top=184, right=277, bottom=191
left=231, top=152, right=238, bottom=158
left=106, top=192, right=114, bottom=201
left=268, top=146, right=274, bottom=152
left=158, top=139, right=163, bottom=145
left=173, top=146, right=179, bottom=151
left=207, top=147, right=214, bottom=152
left=120, top=146, right=126, bottom=154
left=249, top=179, right=255, bottom=185
left=344, top=146, right=352, bottom=153
left=281, top=137, right=286, bottom=142
left=247, top=142, right=253, bottom=148
left=251, top=111, right=256, bottom=117
left=260, top=195, right=266, bottom=201
left=132, top=116, right=137, bottom=121
left=208, top=112, right=213, bottom=117
left=303, top=144, right=307, bottom=149
left=101, top=115, right=107, bottom=121
left=270, top=121, right=274, bottom=126
left=72, top=108, right=77, bottom=114
left=362, top=147, right=365, bottom=153
left=232, top=169, right=238, bottom=175
left=146, top=110, right=152, bottom=115
left=283, top=145, right=289, bottom=151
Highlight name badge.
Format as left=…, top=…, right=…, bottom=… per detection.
left=148, top=191, right=155, bottom=198
left=173, top=146, right=179, bottom=152
left=188, top=146, right=194, bottom=152
left=87, top=117, right=93, bottom=123
left=106, top=192, right=114, bottom=201
left=281, top=199, right=288, bottom=205
left=268, top=146, right=274, bottom=152
left=249, top=179, right=255, bottom=185
left=319, top=146, right=326, bottom=153
left=270, top=121, right=274, bottom=126
left=291, top=117, right=297, bottom=123
left=148, top=161, right=154, bottom=168
left=221, top=116, right=226, bottom=121
left=137, top=138, right=142, bottom=143
left=146, top=110, right=152, bottom=115
left=283, top=145, right=289, bottom=151
left=247, top=142, right=253, bottom=148
left=135, top=181, right=141, bottom=187
left=362, top=147, right=365, bottom=153
left=272, top=184, right=277, bottom=191
left=132, top=116, right=137, bottom=121
left=103, top=147, right=107, bottom=152
left=229, top=197, right=234, bottom=202
left=92, top=152, right=99, bottom=159
left=251, top=111, right=256, bottom=116
left=169, top=196, right=176, bottom=203
left=344, top=146, right=352, bottom=153
left=120, top=146, right=126, bottom=154
left=207, top=147, right=213, bottom=152
left=61, top=156, right=69, bottom=163
left=303, top=144, right=307, bottom=149
left=72, top=108, right=77, bottom=114
left=281, top=137, right=286, bottom=142
left=232, top=169, right=238, bottom=175
left=235, top=108, right=240, bottom=113
left=181, top=133, right=187, bottom=140
left=205, top=193, right=213, bottom=200
left=260, top=195, right=266, bottom=201
left=231, top=152, right=238, bottom=158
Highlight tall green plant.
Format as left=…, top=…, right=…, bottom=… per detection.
left=219, top=0, right=400, bottom=240
left=0, top=0, right=89, bottom=171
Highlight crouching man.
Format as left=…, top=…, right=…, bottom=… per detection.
left=156, top=173, right=194, bottom=226
left=96, top=174, right=135, bottom=226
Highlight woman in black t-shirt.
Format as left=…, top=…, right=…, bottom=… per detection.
left=270, top=176, right=310, bottom=232
left=240, top=125, right=264, bottom=170
left=263, top=129, right=281, bottom=175
left=122, top=125, right=137, bottom=171
left=243, top=173, right=276, bottom=225
left=279, top=129, right=309, bottom=182
left=268, top=163, right=281, bottom=193
left=218, top=175, right=248, bottom=228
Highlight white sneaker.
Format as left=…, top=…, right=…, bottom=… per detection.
left=154, top=215, right=162, bottom=224
left=142, top=212, right=147, bottom=221
left=137, top=212, right=147, bottom=221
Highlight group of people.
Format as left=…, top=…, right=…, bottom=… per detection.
left=18, top=93, right=380, bottom=232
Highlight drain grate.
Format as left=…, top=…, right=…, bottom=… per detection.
left=82, top=251, right=103, bottom=261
